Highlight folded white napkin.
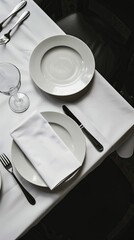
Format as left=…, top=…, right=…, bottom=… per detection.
left=10, top=111, right=81, bottom=190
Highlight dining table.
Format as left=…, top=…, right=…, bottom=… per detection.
left=0, top=0, right=134, bottom=239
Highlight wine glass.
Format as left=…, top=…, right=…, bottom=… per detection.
left=0, top=62, right=30, bottom=113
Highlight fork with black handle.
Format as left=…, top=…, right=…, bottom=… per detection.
left=0, top=153, right=36, bottom=205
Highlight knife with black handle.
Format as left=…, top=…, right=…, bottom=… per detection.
left=62, top=105, right=104, bottom=152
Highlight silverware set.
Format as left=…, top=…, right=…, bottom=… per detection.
left=0, top=0, right=30, bottom=44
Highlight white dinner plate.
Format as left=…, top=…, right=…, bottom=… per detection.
left=11, top=111, right=86, bottom=187
left=29, top=35, right=95, bottom=97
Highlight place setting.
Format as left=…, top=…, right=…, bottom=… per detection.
left=0, top=32, right=96, bottom=190
left=0, top=32, right=101, bottom=196
left=0, top=107, right=87, bottom=205
left=0, top=100, right=87, bottom=202
left=0, top=60, right=88, bottom=193
left=1, top=104, right=104, bottom=196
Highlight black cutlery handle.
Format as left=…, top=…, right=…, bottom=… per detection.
left=62, top=105, right=104, bottom=152
left=12, top=172, right=36, bottom=205
left=82, top=127, right=104, bottom=152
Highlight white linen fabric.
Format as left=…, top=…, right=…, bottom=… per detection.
left=0, top=0, right=134, bottom=240
left=10, top=111, right=81, bottom=190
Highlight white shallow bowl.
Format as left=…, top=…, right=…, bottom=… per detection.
left=29, top=35, right=95, bottom=97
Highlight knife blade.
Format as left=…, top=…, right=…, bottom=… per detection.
left=62, top=105, right=104, bottom=152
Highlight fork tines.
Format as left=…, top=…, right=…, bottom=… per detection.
left=0, top=153, right=10, bottom=166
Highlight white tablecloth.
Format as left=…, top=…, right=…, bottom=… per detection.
left=0, top=1, right=134, bottom=239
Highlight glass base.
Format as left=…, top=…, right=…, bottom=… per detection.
left=9, top=92, right=30, bottom=113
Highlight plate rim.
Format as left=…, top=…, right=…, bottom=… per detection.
left=11, top=111, right=86, bottom=187
left=29, top=34, right=95, bottom=96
